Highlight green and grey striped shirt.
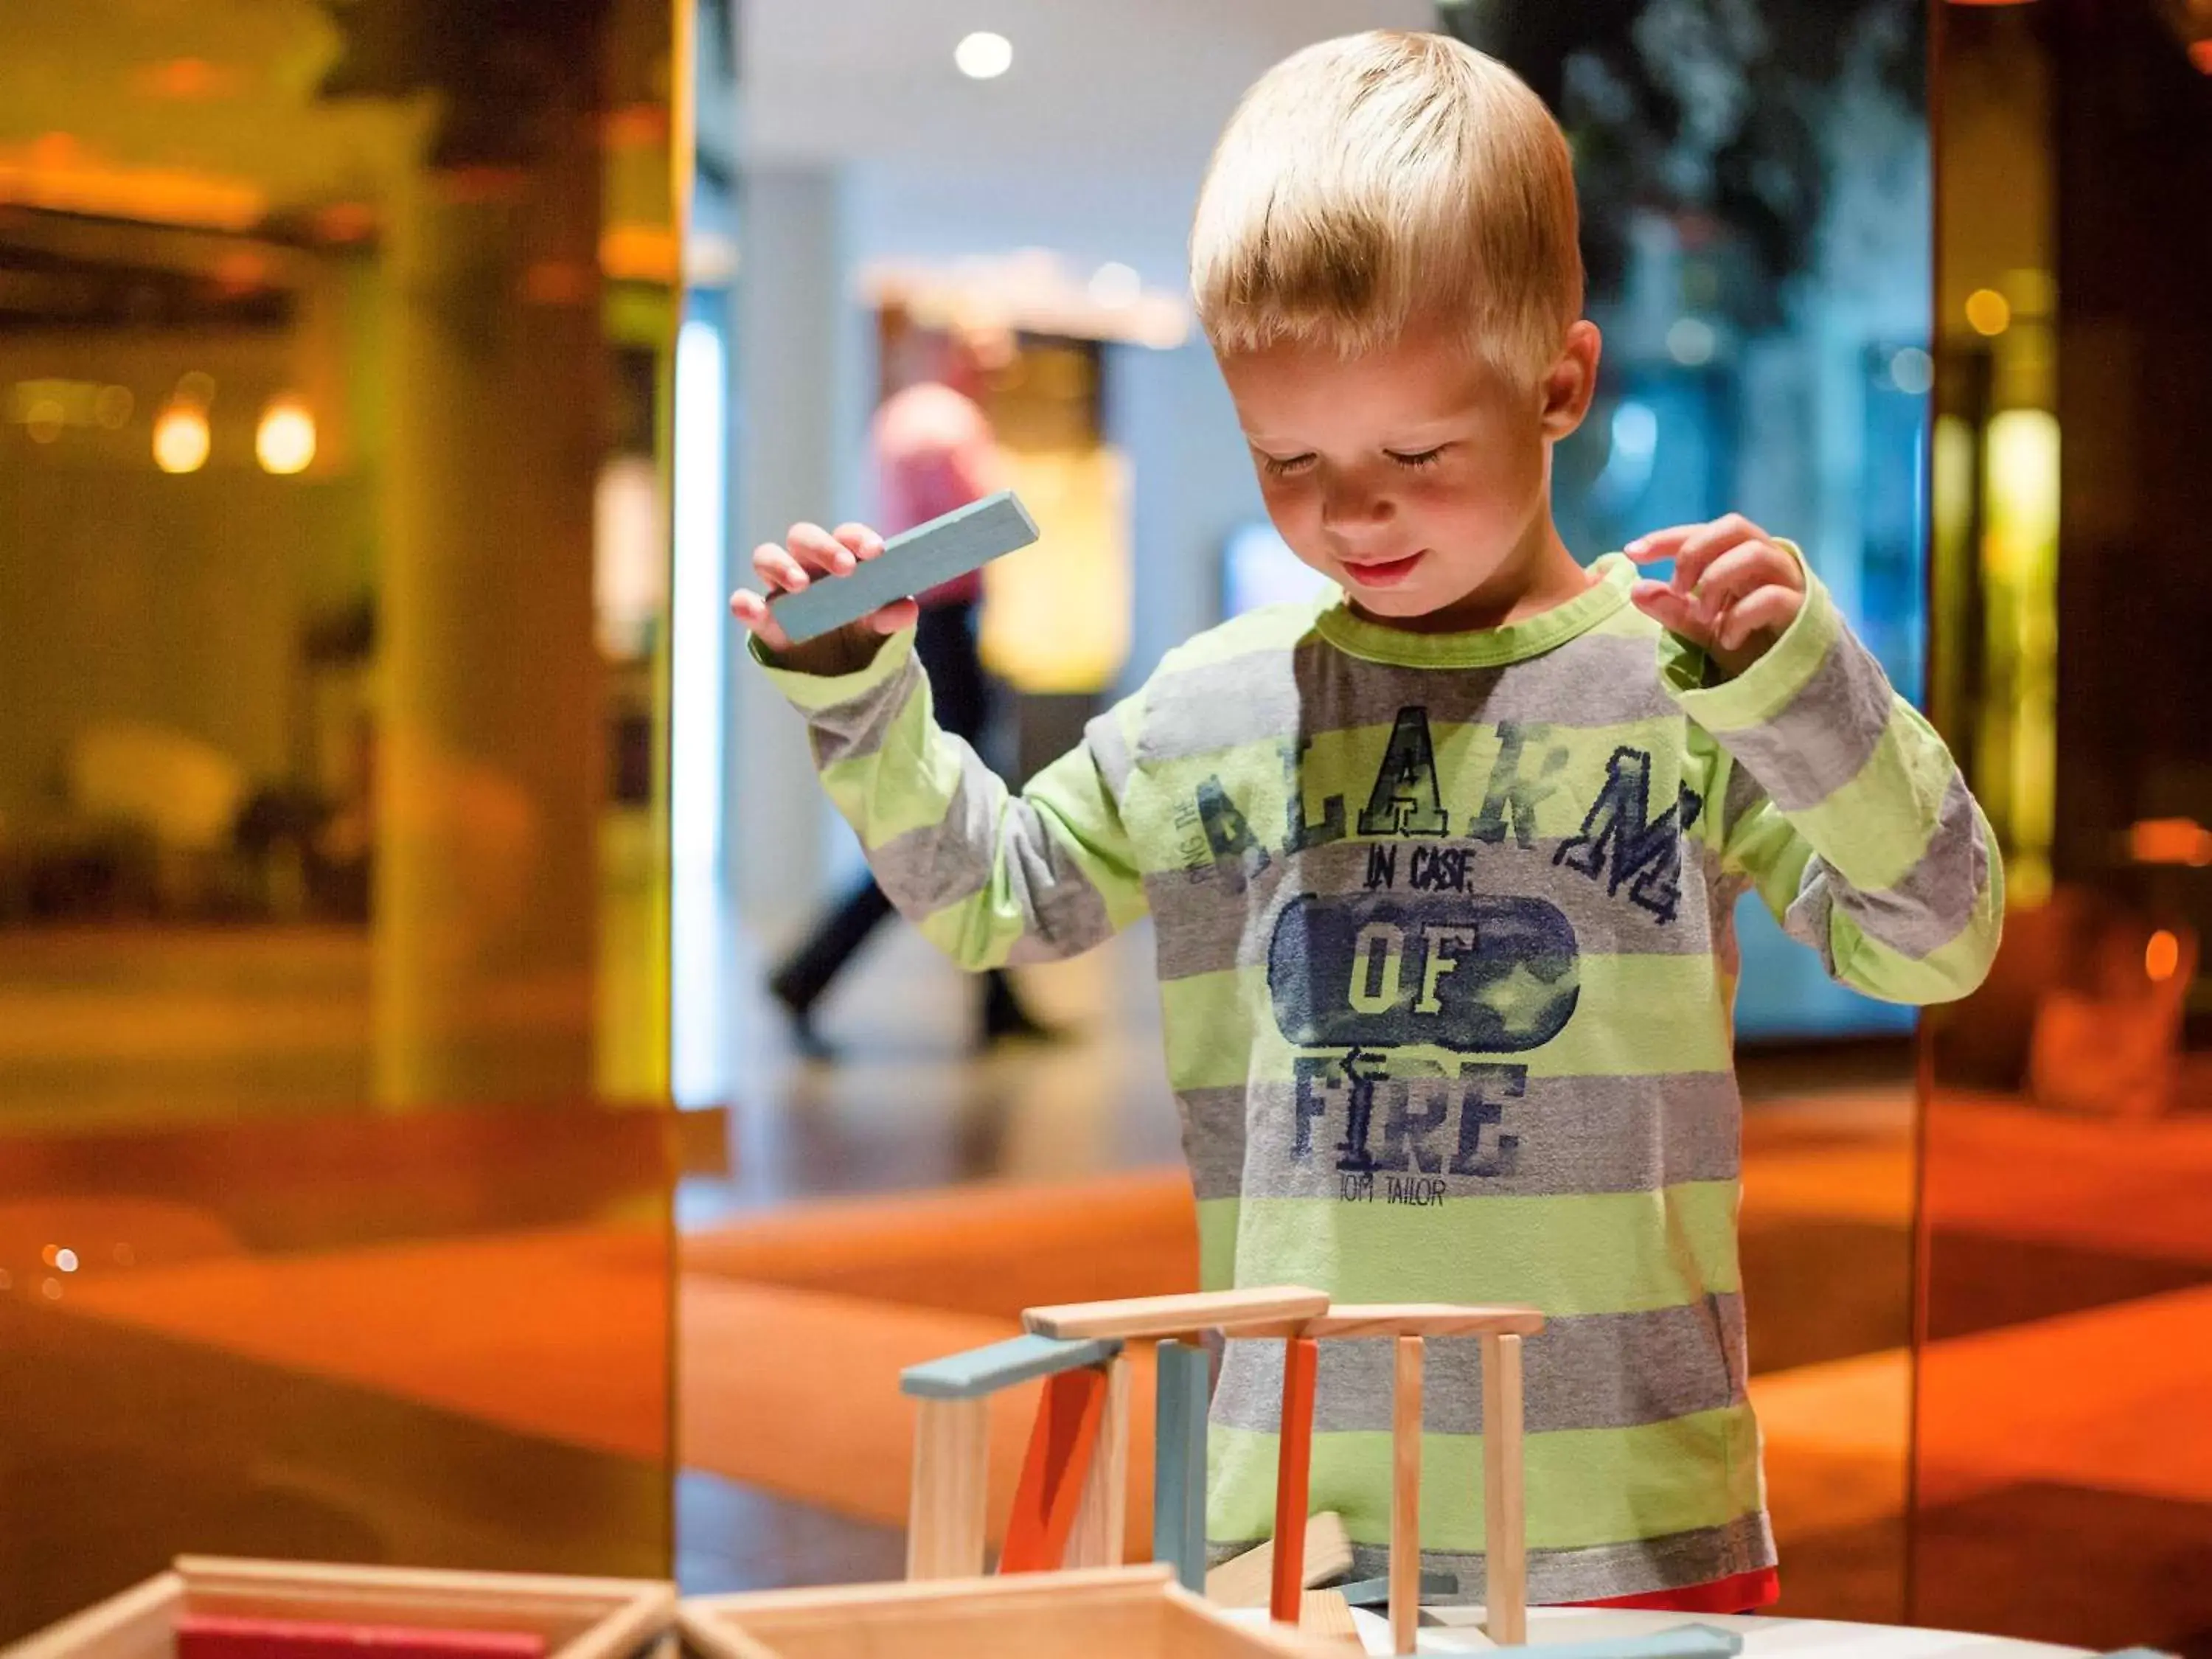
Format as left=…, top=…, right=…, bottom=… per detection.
left=757, top=552, right=2000, bottom=1603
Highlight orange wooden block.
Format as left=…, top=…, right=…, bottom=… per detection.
left=1267, top=1337, right=1321, bottom=1624
left=997, top=1366, right=1107, bottom=1573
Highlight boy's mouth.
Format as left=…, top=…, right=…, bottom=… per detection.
left=1341, top=551, right=1425, bottom=589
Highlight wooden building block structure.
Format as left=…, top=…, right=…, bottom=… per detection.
left=0, top=1559, right=673, bottom=1659
left=678, top=1564, right=1349, bottom=1659
left=905, top=1288, right=1545, bottom=1651
left=899, top=1330, right=1130, bottom=1579
left=1023, top=1286, right=1332, bottom=1601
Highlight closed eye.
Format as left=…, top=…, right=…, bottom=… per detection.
left=1259, top=451, right=1316, bottom=478
left=1388, top=447, right=1447, bottom=470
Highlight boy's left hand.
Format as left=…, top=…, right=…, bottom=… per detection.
left=1624, top=515, right=1806, bottom=681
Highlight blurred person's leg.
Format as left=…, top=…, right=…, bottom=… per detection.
left=768, top=599, right=1057, bottom=1053
left=768, top=878, right=896, bottom=1056
left=916, top=601, right=1057, bottom=1047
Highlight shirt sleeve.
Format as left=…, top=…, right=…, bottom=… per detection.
left=1663, top=563, right=2004, bottom=1006
left=751, top=631, right=1150, bottom=969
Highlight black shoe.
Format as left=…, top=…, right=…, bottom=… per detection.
left=980, top=978, right=1065, bottom=1048
left=769, top=975, right=835, bottom=1061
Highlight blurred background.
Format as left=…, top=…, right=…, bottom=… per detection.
left=1, top=0, right=2206, bottom=1650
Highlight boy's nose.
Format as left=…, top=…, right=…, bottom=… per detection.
left=1319, top=478, right=1394, bottom=534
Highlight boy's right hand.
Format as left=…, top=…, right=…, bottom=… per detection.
left=730, top=521, right=920, bottom=674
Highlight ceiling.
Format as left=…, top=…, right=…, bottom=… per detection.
left=740, top=0, right=1437, bottom=173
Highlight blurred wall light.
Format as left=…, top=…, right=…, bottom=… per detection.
left=669, top=318, right=728, bottom=1109
left=2131, top=817, right=2212, bottom=866
left=956, top=32, right=1014, bottom=80
left=1890, top=347, right=1936, bottom=395
left=2146, top=931, right=2183, bottom=982
left=255, top=397, right=316, bottom=475
left=1966, top=288, right=2012, bottom=335
left=153, top=403, right=211, bottom=473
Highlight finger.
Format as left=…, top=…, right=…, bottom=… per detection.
left=1669, top=514, right=1765, bottom=595
left=1629, top=578, right=1707, bottom=643
left=865, top=598, right=920, bottom=635
left=833, top=522, right=888, bottom=563
left=753, top=540, right=811, bottom=594
left=1717, top=585, right=1802, bottom=652
left=1689, top=540, right=1796, bottom=625
left=729, top=588, right=792, bottom=651
left=1623, top=524, right=1705, bottom=563
left=787, top=521, right=852, bottom=575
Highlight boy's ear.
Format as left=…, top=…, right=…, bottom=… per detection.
left=1540, top=321, right=1603, bottom=440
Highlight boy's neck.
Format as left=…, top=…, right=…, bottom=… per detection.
left=1350, top=511, right=1593, bottom=636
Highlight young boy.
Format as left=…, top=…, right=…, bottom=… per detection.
left=731, top=30, right=2000, bottom=1613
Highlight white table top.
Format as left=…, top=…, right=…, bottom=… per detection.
left=1224, top=1604, right=2089, bottom=1658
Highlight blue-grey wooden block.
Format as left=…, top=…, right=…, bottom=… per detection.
left=1336, top=1572, right=1456, bottom=1607
left=898, top=1332, right=1122, bottom=1401
left=1154, top=1338, right=1211, bottom=1593
left=1517, top=1625, right=1743, bottom=1659
left=768, top=490, right=1040, bottom=643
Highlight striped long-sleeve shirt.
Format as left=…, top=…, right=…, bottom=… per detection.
left=755, top=552, right=2002, bottom=1604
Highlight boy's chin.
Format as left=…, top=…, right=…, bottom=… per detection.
left=1343, top=582, right=1445, bottom=618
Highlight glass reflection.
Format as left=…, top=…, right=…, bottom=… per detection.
left=1919, top=0, right=2212, bottom=1649
left=1, top=0, right=683, bottom=1638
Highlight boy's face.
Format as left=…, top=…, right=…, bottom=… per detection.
left=1220, top=318, right=1598, bottom=624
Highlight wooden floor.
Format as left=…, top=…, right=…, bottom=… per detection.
left=4, top=921, right=2208, bottom=1652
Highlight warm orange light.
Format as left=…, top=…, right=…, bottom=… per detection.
left=2131, top=817, right=2212, bottom=866
left=600, top=224, right=679, bottom=283
left=255, top=397, right=316, bottom=475
left=2146, top=931, right=2183, bottom=983
left=153, top=403, right=210, bottom=473
left=313, top=201, right=378, bottom=244
left=2193, top=39, right=2212, bottom=74
left=0, top=137, right=264, bottom=230
left=214, top=251, right=267, bottom=293
left=131, top=58, right=248, bottom=101
left=1966, top=288, right=2012, bottom=336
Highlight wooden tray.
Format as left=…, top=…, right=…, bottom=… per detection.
left=1, top=1558, right=675, bottom=1659
left=678, top=1564, right=1346, bottom=1659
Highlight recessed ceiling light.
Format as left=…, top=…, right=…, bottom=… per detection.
left=956, top=32, right=1013, bottom=80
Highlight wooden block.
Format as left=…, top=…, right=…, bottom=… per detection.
left=1268, top=1338, right=1321, bottom=1625
left=167, top=1559, right=673, bottom=1659
left=0, top=1571, right=183, bottom=1659
left=1504, top=1627, right=1743, bottom=1659
left=1481, top=1332, right=1527, bottom=1647
left=1295, top=1592, right=1360, bottom=1646
left=683, top=1568, right=1357, bottom=1659
left=1390, top=1336, right=1423, bottom=1658
left=1023, top=1287, right=1331, bottom=1341
left=766, top=491, right=1038, bottom=643
left=175, top=1616, right=545, bottom=1659
left=998, top=1366, right=1108, bottom=1573
left=1066, top=1353, right=1132, bottom=1568
left=0, top=1560, right=673, bottom=1659
left=905, top=1397, right=990, bottom=1579
left=1154, top=1339, right=1211, bottom=1593
left=899, top=1331, right=1123, bottom=1401
left=1300, top=1304, right=1545, bottom=1341
left=1335, top=1573, right=1455, bottom=1608
left=1203, top=1513, right=1352, bottom=1610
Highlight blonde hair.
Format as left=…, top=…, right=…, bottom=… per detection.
left=1191, top=30, right=1584, bottom=388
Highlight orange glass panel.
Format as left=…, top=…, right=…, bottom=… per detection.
left=1920, top=1, right=2212, bottom=1648
left=0, top=0, right=685, bottom=1638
